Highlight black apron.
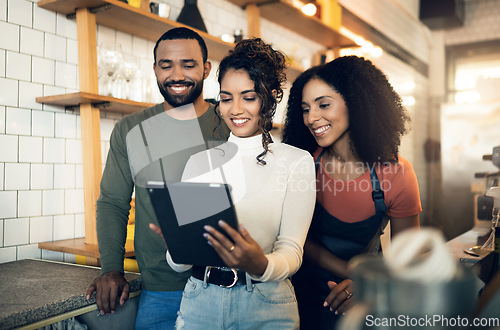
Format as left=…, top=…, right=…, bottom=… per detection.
left=293, top=150, right=388, bottom=329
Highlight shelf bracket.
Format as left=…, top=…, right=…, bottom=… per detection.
left=63, top=101, right=111, bottom=111
left=65, top=105, right=79, bottom=111
left=92, top=101, right=112, bottom=109
left=66, top=4, right=112, bottom=19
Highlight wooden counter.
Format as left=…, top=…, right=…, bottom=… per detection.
left=447, top=220, right=491, bottom=264
left=38, top=238, right=135, bottom=260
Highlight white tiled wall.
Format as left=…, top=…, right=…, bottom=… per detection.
left=18, top=244, right=42, bottom=259
left=0, top=247, right=16, bottom=263
left=0, top=52, right=5, bottom=77
left=0, top=78, right=19, bottom=107
left=9, top=0, right=32, bottom=27
left=18, top=190, right=42, bottom=217
left=21, top=26, right=44, bottom=57
left=6, top=51, right=32, bottom=81
left=30, top=216, right=53, bottom=243
left=0, top=163, right=4, bottom=189
left=0, top=0, right=99, bottom=262
left=0, top=21, right=20, bottom=52
left=32, top=110, right=54, bottom=136
left=19, top=136, right=43, bottom=163
left=42, top=190, right=65, bottom=216
left=0, top=107, right=5, bottom=133
left=0, top=191, right=17, bottom=219
left=0, top=0, right=438, bottom=263
left=4, top=218, right=29, bottom=246
left=0, top=220, right=3, bottom=248
left=0, top=135, right=18, bottom=162
left=0, top=0, right=7, bottom=20
left=5, top=163, right=30, bottom=190
left=31, top=164, right=53, bottom=190
left=20, top=82, right=43, bottom=110
left=53, top=215, right=75, bottom=241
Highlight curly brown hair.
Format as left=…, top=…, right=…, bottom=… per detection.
left=282, top=56, right=411, bottom=163
left=217, top=38, right=287, bottom=165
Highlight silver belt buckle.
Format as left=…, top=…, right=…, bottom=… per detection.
left=206, top=266, right=238, bottom=288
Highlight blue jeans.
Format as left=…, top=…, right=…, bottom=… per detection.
left=135, top=289, right=183, bottom=330
left=176, top=276, right=299, bottom=329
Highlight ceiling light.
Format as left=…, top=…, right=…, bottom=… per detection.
left=301, top=3, right=317, bottom=16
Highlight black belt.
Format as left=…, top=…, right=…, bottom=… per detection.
left=191, top=265, right=260, bottom=288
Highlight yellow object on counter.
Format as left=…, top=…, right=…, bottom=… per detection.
left=124, top=223, right=139, bottom=272
left=127, top=224, right=135, bottom=240
left=75, top=255, right=87, bottom=265
left=75, top=255, right=139, bottom=273
left=75, top=224, right=138, bottom=272
left=128, top=198, right=135, bottom=225
left=124, top=257, right=140, bottom=273
left=128, top=0, right=150, bottom=11
left=128, top=0, right=141, bottom=7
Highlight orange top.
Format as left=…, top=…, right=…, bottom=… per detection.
left=314, top=149, right=422, bottom=223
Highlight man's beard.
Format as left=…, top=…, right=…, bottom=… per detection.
left=158, top=79, right=204, bottom=107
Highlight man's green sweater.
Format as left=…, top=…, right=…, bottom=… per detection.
left=96, top=103, right=229, bottom=291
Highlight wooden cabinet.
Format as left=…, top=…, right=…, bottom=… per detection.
left=37, top=0, right=236, bottom=60
left=227, top=0, right=354, bottom=80
left=227, top=0, right=354, bottom=49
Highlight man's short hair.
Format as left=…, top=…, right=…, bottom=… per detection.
left=153, top=27, right=208, bottom=63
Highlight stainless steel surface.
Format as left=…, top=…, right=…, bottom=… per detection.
left=346, top=256, right=477, bottom=329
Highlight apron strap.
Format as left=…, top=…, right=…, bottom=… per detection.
left=316, top=149, right=387, bottom=216
left=314, top=148, right=327, bottom=174
left=368, top=165, right=387, bottom=215
left=365, top=165, right=389, bottom=255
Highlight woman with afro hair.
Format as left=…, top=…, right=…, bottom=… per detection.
left=283, top=56, right=421, bottom=329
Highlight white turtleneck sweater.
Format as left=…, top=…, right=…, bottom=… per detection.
left=166, top=133, right=316, bottom=282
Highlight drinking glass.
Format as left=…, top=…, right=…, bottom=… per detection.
left=119, top=54, right=138, bottom=100
left=99, top=42, right=122, bottom=97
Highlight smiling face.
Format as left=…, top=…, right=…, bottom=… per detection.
left=301, top=78, right=350, bottom=148
left=154, top=39, right=210, bottom=108
left=219, top=69, right=262, bottom=138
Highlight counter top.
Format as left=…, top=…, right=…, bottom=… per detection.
left=447, top=220, right=491, bottom=263
left=0, top=259, right=141, bottom=330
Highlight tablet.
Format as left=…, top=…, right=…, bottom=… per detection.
left=147, top=181, right=239, bottom=267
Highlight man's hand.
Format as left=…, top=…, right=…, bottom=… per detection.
left=86, top=271, right=130, bottom=315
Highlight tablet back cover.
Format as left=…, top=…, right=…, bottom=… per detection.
left=148, top=182, right=238, bottom=267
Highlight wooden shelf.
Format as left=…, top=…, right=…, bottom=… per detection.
left=37, top=0, right=302, bottom=83
left=36, top=92, right=155, bottom=114
left=37, top=0, right=235, bottom=61
left=227, top=0, right=355, bottom=49
left=38, top=238, right=135, bottom=259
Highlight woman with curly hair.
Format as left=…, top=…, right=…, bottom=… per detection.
left=282, top=56, right=421, bottom=329
left=155, top=38, right=316, bottom=329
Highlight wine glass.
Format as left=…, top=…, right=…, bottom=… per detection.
left=99, top=42, right=122, bottom=97
left=119, top=54, right=138, bottom=100
left=97, top=56, right=106, bottom=95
